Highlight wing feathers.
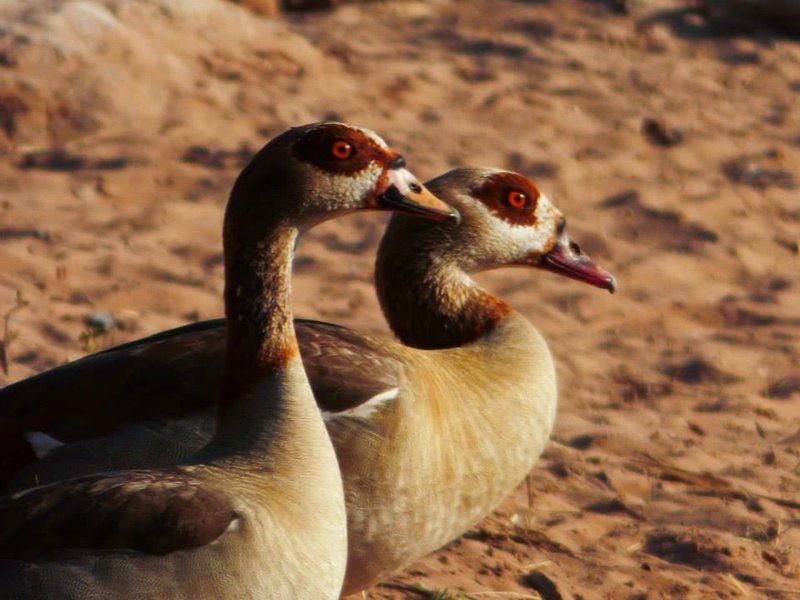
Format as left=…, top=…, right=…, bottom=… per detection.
left=0, top=471, right=236, bottom=560
left=0, top=318, right=404, bottom=484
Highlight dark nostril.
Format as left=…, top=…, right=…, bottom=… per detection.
left=557, top=217, right=566, bottom=235
left=569, top=240, right=582, bottom=255
left=409, top=182, right=422, bottom=193
left=388, top=155, right=406, bottom=170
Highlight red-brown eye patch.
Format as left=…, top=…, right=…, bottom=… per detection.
left=472, top=172, right=540, bottom=226
left=293, top=124, right=389, bottom=176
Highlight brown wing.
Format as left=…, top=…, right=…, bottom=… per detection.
left=0, top=319, right=228, bottom=441
left=0, top=318, right=402, bottom=483
left=296, top=320, right=402, bottom=413
left=0, top=470, right=236, bottom=560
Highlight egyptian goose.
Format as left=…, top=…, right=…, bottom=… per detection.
left=0, top=168, right=613, bottom=595
left=0, top=122, right=456, bottom=598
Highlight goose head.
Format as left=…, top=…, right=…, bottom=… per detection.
left=423, top=167, right=616, bottom=292
left=226, top=122, right=457, bottom=230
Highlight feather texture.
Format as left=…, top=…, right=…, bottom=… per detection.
left=0, top=470, right=236, bottom=560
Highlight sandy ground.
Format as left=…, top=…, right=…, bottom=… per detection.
left=1, top=0, right=799, bottom=597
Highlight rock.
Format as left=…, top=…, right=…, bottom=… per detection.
left=0, top=93, right=28, bottom=139
left=644, top=529, right=731, bottom=571
left=641, top=117, right=683, bottom=147
left=661, top=357, right=739, bottom=385
left=765, top=376, right=800, bottom=399
left=721, top=151, right=797, bottom=190
left=520, top=571, right=565, bottom=600
left=84, top=311, right=115, bottom=333
left=566, top=433, right=599, bottom=450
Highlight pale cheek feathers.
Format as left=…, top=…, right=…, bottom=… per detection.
left=473, top=195, right=559, bottom=259
left=310, top=162, right=385, bottom=206
left=533, top=194, right=560, bottom=251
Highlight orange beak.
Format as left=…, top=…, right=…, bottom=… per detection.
left=376, top=160, right=459, bottom=223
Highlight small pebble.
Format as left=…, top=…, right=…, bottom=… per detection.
left=84, top=311, right=115, bottom=333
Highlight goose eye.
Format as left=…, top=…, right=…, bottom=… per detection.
left=506, top=190, right=528, bottom=209
left=331, top=140, right=353, bottom=160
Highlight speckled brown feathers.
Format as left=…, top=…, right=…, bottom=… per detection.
left=0, top=322, right=228, bottom=486
left=296, top=321, right=400, bottom=413
left=0, top=471, right=235, bottom=560
left=0, top=317, right=403, bottom=488
left=0, top=323, right=226, bottom=439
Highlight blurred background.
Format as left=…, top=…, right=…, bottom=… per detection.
left=0, top=0, right=798, bottom=597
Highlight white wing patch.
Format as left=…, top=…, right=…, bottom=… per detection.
left=25, top=431, right=65, bottom=459
left=322, top=387, right=400, bottom=422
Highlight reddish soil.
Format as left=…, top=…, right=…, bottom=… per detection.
left=1, top=1, right=798, bottom=598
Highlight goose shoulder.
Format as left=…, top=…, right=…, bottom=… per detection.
left=0, top=316, right=403, bottom=447
left=296, top=320, right=404, bottom=418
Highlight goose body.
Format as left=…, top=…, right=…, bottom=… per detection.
left=0, top=122, right=455, bottom=598
left=0, top=361, right=345, bottom=599
left=0, top=167, right=613, bottom=595
left=325, top=313, right=556, bottom=591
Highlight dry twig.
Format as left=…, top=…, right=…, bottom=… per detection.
left=631, top=453, right=800, bottom=512
left=0, top=290, right=29, bottom=377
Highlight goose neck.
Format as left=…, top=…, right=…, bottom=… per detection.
left=206, top=196, right=307, bottom=459
left=376, top=244, right=511, bottom=350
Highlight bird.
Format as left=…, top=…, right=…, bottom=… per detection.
left=0, top=121, right=457, bottom=598
left=0, top=167, right=613, bottom=595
